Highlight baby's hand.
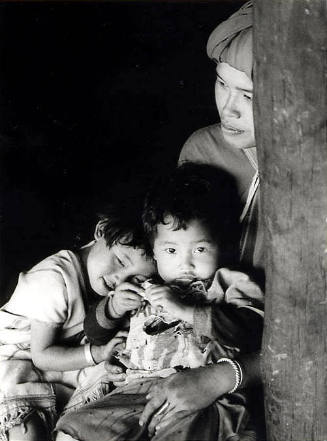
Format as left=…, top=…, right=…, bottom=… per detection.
left=111, top=282, right=144, bottom=317
left=147, top=284, right=193, bottom=322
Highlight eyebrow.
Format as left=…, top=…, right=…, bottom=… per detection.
left=216, top=73, right=253, bottom=94
left=157, top=239, right=213, bottom=245
left=120, top=252, right=132, bottom=265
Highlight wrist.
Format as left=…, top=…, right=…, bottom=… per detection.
left=84, top=343, right=97, bottom=366
left=90, top=344, right=103, bottom=364
left=216, top=358, right=243, bottom=393
left=109, top=294, right=126, bottom=318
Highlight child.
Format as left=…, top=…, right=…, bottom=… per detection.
left=56, top=163, right=264, bottom=441
left=0, top=200, right=155, bottom=441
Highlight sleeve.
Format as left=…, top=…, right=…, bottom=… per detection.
left=193, top=303, right=263, bottom=353
left=193, top=268, right=264, bottom=352
left=178, top=132, right=201, bottom=164
left=12, top=270, right=68, bottom=325
left=84, top=297, right=129, bottom=345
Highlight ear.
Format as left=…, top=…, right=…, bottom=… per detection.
left=94, top=219, right=108, bottom=241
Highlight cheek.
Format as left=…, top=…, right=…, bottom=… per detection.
left=99, top=257, right=115, bottom=276
left=215, top=85, right=225, bottom=114
left=243, top=102, right=254, bottom=126
left=203, top=252, right=220, bottom=269
left=155, top=257, right=167, bottom=271
left=215, top=85, right=223, bottom=114
left=155, top=257, right=173, bottom=278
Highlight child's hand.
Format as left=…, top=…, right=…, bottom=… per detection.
left=111, top=282, right=144, bottom=317
left=104, top=363, right=127, bottom=387
left=147, top=285, right=194, bottom=323
left=92, top=330, right=128, bottom=364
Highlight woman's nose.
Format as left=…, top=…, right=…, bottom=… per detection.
left=222, top=93, right=241, bottom=119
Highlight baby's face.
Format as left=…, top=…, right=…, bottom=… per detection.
left=153, top=217, right=220, bottom=284
left=87, top=239, right=155, bottom=296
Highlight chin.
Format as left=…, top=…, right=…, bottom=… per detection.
left=92, top=284, right=107, bottom=297
left=224, top=134, right=255, bottom=150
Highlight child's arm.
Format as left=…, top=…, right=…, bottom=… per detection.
left=193, top=303, right=263, bottom=352
left=31, top=320, right=127, bottom=371
left=192, top=268, right=264, bottom=352
left=84, top=281, right=143, bottom=345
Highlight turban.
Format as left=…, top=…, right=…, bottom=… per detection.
left=206, top=1, right=253, bottom=79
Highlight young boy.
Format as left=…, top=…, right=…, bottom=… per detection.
left=56, top=163, right=264, bottom=441
left=0, top=199, right=155, bottom=441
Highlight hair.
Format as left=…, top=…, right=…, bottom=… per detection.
left=98, top=195, right=151, bottom=255
left=143, top=162, right=241, bottom=265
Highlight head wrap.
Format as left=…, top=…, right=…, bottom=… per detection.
left=206, top=1, right=253, bottom=79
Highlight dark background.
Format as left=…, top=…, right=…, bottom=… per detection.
left=0, top=1, right=242, bottom=305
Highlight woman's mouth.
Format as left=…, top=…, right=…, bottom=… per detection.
left=221, top=122, right=244, bottom=135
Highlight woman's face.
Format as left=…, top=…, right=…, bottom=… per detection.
left=215, top=62, right=255, bottom=149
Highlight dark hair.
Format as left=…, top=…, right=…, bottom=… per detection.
left=98, top=195, right=151, bottom=255
left=143, top=162, right=241, bottom=265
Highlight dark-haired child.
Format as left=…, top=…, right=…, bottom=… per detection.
left=57, top=163, right=264, bottom=441
left=0, top=201, right=155, bottom=441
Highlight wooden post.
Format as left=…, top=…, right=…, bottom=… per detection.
left=254, top=1, right=327, bottom=440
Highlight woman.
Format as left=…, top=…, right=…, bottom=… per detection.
left=140, top=1, right=265, bottom=439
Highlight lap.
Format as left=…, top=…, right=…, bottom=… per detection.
left=56, top=378, right=220, bottom=441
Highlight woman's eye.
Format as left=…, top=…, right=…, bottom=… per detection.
left=244, top=94, right=253, bottom=101
left=165, top=248, right=176, bottom=254
left=195, top=247, right=206, bottom=253
left=216, top=78, right=226, bottom=87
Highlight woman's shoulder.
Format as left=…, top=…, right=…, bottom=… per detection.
left=182, top=123, right=223, bottom=149
left=179, top=123, right=233, bottom=165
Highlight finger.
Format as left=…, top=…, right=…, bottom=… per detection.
left=139, top=396, right=165, bottom=427
left=116, top=282, right=145, bottom=294
left=147, top=285, right=165, bottom=295
left=148, top=402, right=172, bottom=436
left=113, top=342, right=126, bottom=354
left=156, top=409, right=188, bottom=433
left=130, top=275, right=148, bottom=285
left=112, top=377, right=127, bottom=387
left=104, top=362, right=124, bottom=374
left=105, top=336, right=127, bottom=355
left=150, top=295, right=163, bottom=305
left=115, top=330, right=129, bottom=338
left=120, top=291, right=143, bottom=299
left=122, top=297, right=143, bottom=307
left=108, top=373, right=127, bottom=383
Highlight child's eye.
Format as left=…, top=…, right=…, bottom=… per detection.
left=195, top=247, right=206, bottom=253
left=116, top=256, right=125, bottom=267
left=165, top=248, right=176, bottom=254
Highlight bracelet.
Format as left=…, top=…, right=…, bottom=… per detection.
left=84, top=343, right=97, bottom=366
left=216, top=358, right=243, bottom=393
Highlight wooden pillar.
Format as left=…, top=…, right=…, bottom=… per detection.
left=254, top=1, right=327, bottom=440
